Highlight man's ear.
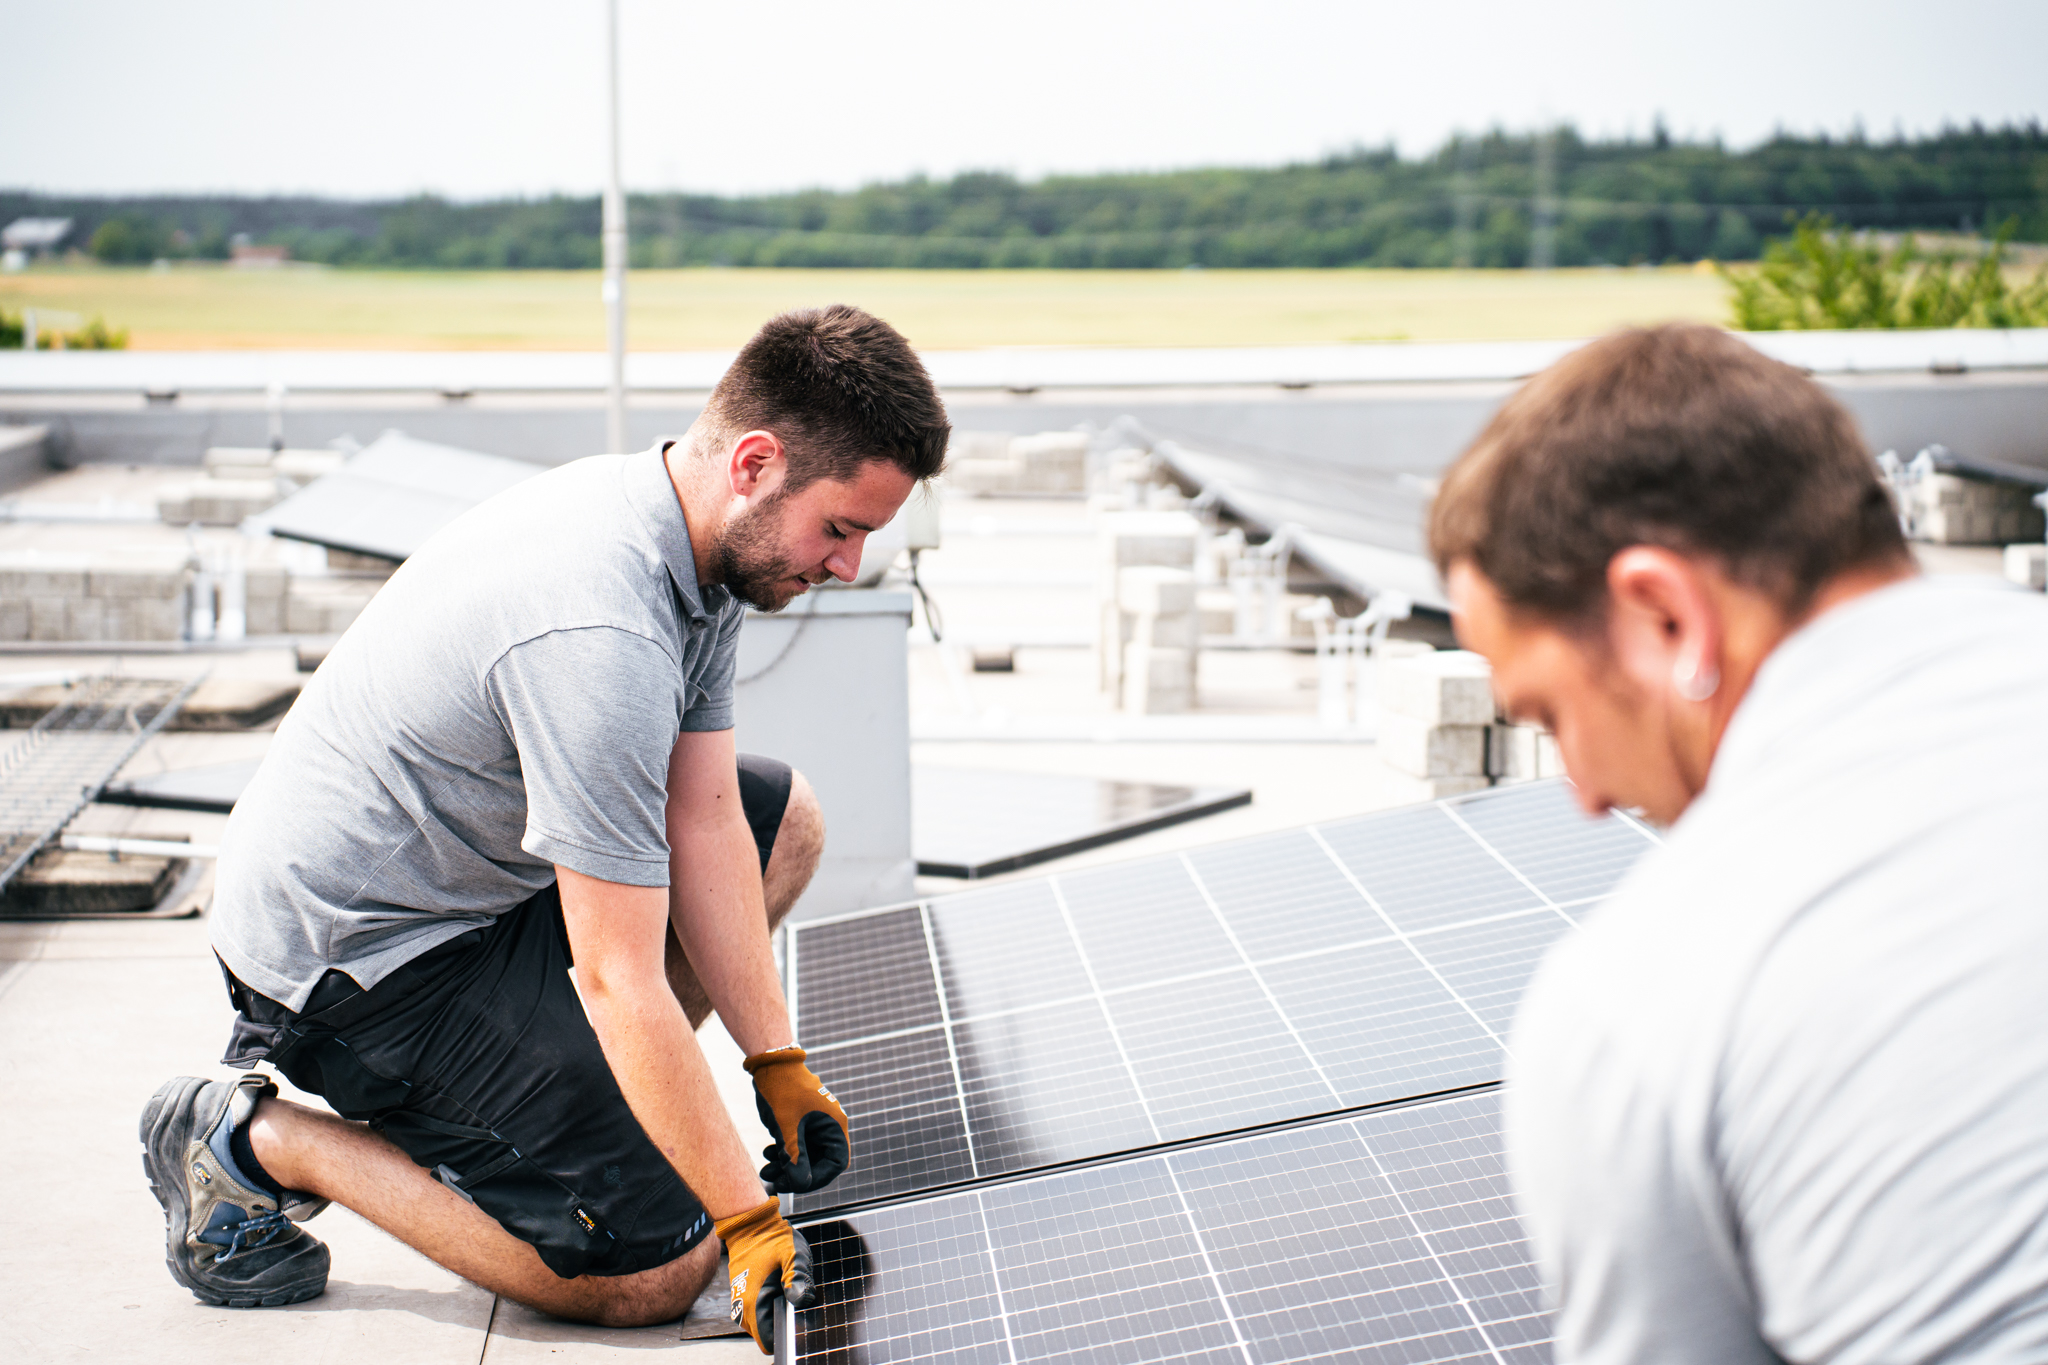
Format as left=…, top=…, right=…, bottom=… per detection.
left=1604, top=546, right=1720, bottom=700
left=728, top=430, right=786, bottom=500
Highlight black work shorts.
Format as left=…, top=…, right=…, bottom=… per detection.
left=218, top=752, right=796, bottom=1281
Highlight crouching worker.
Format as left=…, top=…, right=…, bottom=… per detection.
left=140, top=305, right=949, bottom=1355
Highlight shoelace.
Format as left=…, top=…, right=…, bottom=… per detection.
left=211, top=1209, right=291, bottom=1263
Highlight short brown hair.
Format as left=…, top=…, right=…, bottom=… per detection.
left=1429, top=323, right=1907, bottom=621
left=704, top=305, right=949, bottom=491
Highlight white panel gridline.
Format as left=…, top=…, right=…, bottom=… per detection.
left=793, top=1090, right=1542, bottom=1365
left=787, top=780, right=1658, bottom=1211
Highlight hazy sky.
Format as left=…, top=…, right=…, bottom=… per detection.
left=9, top=0, right=2045, bottom=199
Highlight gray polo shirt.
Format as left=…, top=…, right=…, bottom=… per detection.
left=212, top=446, right=744, bottom=1012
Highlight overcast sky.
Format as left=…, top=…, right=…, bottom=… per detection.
left=9, top=0, right=2044, bottom=200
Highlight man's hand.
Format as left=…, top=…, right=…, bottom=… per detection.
left=716, top=1197, right=815, bottom=1356
left=745, top=1046, right=851, bottom=1194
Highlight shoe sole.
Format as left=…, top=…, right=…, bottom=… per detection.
left=140, top=1076, right=326, bottom=1309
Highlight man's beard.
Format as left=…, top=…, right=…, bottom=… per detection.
left=712, top=493, right=812, bottom=612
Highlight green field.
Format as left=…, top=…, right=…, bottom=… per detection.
left=0, top=263, right=1732, bottom=351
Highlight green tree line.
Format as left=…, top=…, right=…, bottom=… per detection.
left=7, top=123, right=2044, bottom=271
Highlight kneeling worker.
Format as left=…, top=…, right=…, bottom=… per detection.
left=140, top=305, right=949, bottom=1355
left=1433, top=323, right=2048, bottom=1361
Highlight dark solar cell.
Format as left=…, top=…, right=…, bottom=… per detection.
left=1185, top=829, right=1388, bottom=960
left=797, top=1201, right=1009, bottom=1364
left=1056, top=856, right=1241, bottom=990
left=1317, top=805, right=1546, bottom=932
left=795, top=907, right=944, bottom=1049
left=1448, top=783, right=1658, bottom=907
left=1407, top=910, right=1572, bottom=1039
left=929, top=880, right=1093, bottom=1020
left=795, top=1029, right=973, bottom=1213
left=1259, top=939, right=1502, bottom=1105
left=1105, top=968, right=1334, bottom=1140
left=954, top=1002, right=1155, bottom=1175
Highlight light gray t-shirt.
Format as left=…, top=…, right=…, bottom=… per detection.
left=212, top=446, right=744, bottom=1011
left=1508, top=576, right=2048, bottom=1364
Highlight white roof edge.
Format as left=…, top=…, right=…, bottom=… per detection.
left=1, top=329, right=2044, bottom=396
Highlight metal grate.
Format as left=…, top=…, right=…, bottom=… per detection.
left=0, top=675, right=200, bottom=892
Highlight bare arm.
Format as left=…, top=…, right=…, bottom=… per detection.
left=556, top=865, right=764, bottom=1219
left=665, top=727, right=794, bottom=1056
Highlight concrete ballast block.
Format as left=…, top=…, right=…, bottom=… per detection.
left=1379, top=650, right=1496, bottom=726
left=1117, top=566, right=1197, bottom=617
left=1122, top=644, right=1195, bottom=714
left=1379, top=712, right=1489, bottom=778
left=2004, top=543, right=2047, bottom=591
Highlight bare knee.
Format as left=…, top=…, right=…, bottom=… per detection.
left=764, top=769, right=823, bottom=926
left=577, top=1232, right=721, bottom=1328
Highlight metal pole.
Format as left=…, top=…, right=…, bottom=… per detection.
left=1531, top=127, right=1557, bottom=272
left=602, top=0, right=628, bottom=452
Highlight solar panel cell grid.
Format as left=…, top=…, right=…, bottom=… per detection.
left=1317, top=805, right=1547, bottom=932
left=1405, top=911, right=1573, bottom=1040
left=1258, top=940, right=1501, bottom=1105
left=1055, top=858, right=1241, bottom=990
left=796, top=908, right=944, bottom=1048
left=794, top=1029, right=974, bottom=1214
left=930, top=882, right=1094, bottom=1019
left=979, top=1163, right=1244, bottom=1364
left=1445, top=783, right=1654, bottom=908
left=954, top=1002, right=1155, bottom=1175
left=788, top=781, right=1657, bottom=1212
left=1184, top=830, right=1385, bottom=961
left=792, top=1092, right=1546, bottom=1365
left=1104, top=968, right=1334, bottom=1140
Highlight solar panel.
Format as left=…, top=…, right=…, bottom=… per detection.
left=787, top=780, right=1656, bottom=1214
left=255, top=431, right=548, bottom=562
left=792, top=1090, right=1542, bottom=1365
left=915, top=767, right=1252, bottom=880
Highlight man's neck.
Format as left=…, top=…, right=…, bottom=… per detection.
left=662, top=441, right=722, bottom=590
left=1707, top=555, right=1921, bottom=756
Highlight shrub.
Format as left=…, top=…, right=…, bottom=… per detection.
left=1723, top=215, right=2048, bottom=329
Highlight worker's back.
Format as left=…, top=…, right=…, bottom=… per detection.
left=1509, top=574, right=2048, bottom=1364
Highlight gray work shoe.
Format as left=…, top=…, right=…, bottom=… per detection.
left=140, top=1073, right=331, bottom=1307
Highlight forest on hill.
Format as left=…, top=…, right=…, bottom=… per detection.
left=9, top=123, right=2044, bottom=271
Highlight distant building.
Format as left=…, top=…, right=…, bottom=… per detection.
left=229, top=235, right=290, bottom=269
left=2, top=217, right=72, bottom=272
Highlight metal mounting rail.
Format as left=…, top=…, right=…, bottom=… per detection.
left=0, top=675, right=202, bottom=893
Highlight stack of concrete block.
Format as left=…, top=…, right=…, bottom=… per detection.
left=202, top=447, right=278, bottom=477
left=1906, top=473, right=2046, bottom=545
left=940, top=431, right=1021, bottom=495
left=158, top=478, right=281, bottom=527
left=1489, top=722, right=1565, bottom=785
left=944, top=430, right=1090, bottom=496
left=1097, top=511, right=1200, bottom=698
left=1009, top=432, right=1089, bottom=494
left=285, top=576, right=383, bottom=635
left=1377, top=649, right=1496, bottom=801
left=0, top=550, right=189, bottom=642
left=1117, top=567, right=1198, bottom=714
left=203, top=446, right=343, bottom=487
left=2003, top=543, right=2047, bottom=591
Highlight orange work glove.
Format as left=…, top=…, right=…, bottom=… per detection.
left=715, top=1196, right=815, bottom=1355
left=744, top=1045, right=851, bottom=1195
